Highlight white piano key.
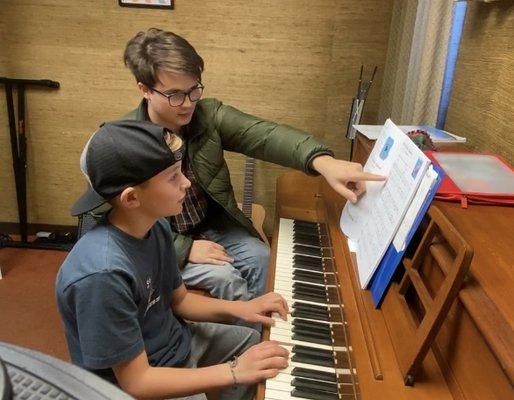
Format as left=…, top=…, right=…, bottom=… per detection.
left=264, top=388, right=296, bottom=400
left=265, top=379, right=293, bottom=393
left=275, top=279, right=337, bottom=290
left=267, top=371, right=295, bottom=384
left=270, top=330, right=347, bottom=353
left=270, top=327, right=347, bottom=353
left=279, top=294, right=335, bottom=307
left=281, top=360, right=350, bottom=376
left=277, top=250, right=322, bottom=260
left=270, top=330, right=333, bottom=351
left=274, top=281, right=334, bottom=292
left=273, top=318, right=344, bottom=330
left=274, top=270, right=325, bottom=280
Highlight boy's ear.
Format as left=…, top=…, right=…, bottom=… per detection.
left=138, top=82, right=151, bottom=99
left=118, top=187, right=141, bottom=209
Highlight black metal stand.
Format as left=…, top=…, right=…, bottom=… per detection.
left=345, top=66, right=377, bottom=162
left=0, top=77, right=73, bottom=251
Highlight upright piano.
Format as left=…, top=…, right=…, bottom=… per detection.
left=257, top=169, right=514, bottom=400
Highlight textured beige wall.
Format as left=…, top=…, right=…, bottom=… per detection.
left=445, top=1, right=514, bottom=165
left=0, top=0, right=393, bottom=234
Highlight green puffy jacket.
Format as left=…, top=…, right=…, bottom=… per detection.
left=121, top=98, right=333, bottom=267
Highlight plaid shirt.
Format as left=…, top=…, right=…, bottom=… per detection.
left=169, top=155, right=209, bottom=234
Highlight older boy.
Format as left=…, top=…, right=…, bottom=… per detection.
left=120, top=28, right=385, bottom=302
left=56, top=120, right=289, bottom=400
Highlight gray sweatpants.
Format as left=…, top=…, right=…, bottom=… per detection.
left=173, top=322, right=260, bottom=400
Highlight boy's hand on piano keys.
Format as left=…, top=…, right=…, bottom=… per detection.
left=236, top=292, right=289, bottom=325
left=232, top=340, right=289, bottom=384
left=311, top=155, right=386, bottom=203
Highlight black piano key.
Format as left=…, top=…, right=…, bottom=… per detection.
left=294, top=244, right=322, bottom=257
left=293, top=292, right=327, bottom=305
left=292, top=353, right=335, bottom=368
left=293, top=301, right=328, bottom=312
left=293, top=293, right=328, bottom=304
left=293, top=262, right=324, bottom=272
left=293, top=225, right=318, bottom=233
left=291, top=310, right=330, bottom=321
left=293, top=225, right=319, bottom=235
left=293, top=224, right=319, bottom=234
left=292, top=326, right=331, bottom=341
left=293, top=228, right=320, bottom=237
left=291, top=367, right=337, bottom=383
left=293, top=240, right=321, bottom=249
left=293, top=271, right=325, bottom=284
left=293, top=233, right=321, bottom=246
left=293, top=319, right=332, bottom=334
left=293, top=302, right=329, bottom=315
left=293, top=221, right=319, bottom=232
left=293, top=291, right=327, bottom=303
left=292, top=345, right=333, bottom=359
left=294, top=260, right=323, bottom=270
left=294, top=219, right=318, bottom=227
left=293, top=228, right=321, bottom=242
left=293, top=332, right=332, bottom=346
left=294, top=254, right=323, bottom=266
left=293, top=286, right=327, bottom=298
left=293, top=277, right=325, bottom=287
left=292, top=347, right=335, bottom=368
left=292, top=349, right=334, bottom=362
left=292, top=377, right=339, bottom=394
left=293, top=237, right=321, bottom=248
left=292, top=305, right=329, bottom=319
left=293, top=269, right=324, bottom=278
left=293, top=273, right=325, bottom=284
left=293, top=228, right=320, bottom=242
left=293, top=282, right=327, bottom=295
left=293, top=280, right=326, bottom=289
left=293, top=285, right=326, bottom=296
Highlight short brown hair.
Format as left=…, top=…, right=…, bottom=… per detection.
left=123, top=28, right=204, bottom=87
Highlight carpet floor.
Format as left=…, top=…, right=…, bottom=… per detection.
left=0, top=247, right=69, bottom=361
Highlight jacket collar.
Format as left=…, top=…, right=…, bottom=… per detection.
left=134, top=99, right=206, bottom=140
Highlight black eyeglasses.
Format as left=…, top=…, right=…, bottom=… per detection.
left=150, top=84, right=204, bottom=107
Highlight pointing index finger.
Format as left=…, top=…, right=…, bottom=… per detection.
left=352, top=171, right=387, bottom=182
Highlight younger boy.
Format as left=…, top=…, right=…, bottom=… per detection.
left=56, top=120, right=289, bottom=400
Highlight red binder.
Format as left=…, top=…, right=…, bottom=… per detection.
left=424, top=151, right=514, bottom=208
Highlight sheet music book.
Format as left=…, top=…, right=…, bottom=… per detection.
left=368, top=164, right=444, bottom=307
left=340, top=119, right=433, bottom=289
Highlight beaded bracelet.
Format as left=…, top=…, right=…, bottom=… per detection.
left=228, top=355, right=238, bottom=385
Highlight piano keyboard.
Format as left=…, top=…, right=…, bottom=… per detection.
left=265, top=218, right=359, bottom=400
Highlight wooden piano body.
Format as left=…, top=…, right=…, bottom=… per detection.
left=258, top=170, right=513, bottom=400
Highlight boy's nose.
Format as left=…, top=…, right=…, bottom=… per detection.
left=182, top=95, right=193, bottom=108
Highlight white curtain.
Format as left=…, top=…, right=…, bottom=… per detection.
left=378, top=0, right=454, bottom=125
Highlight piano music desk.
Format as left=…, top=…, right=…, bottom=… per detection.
left=354, top=133, right=513, bottom=398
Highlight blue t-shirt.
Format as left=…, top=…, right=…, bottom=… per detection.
left=56, top=218, right=191, bottom=383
